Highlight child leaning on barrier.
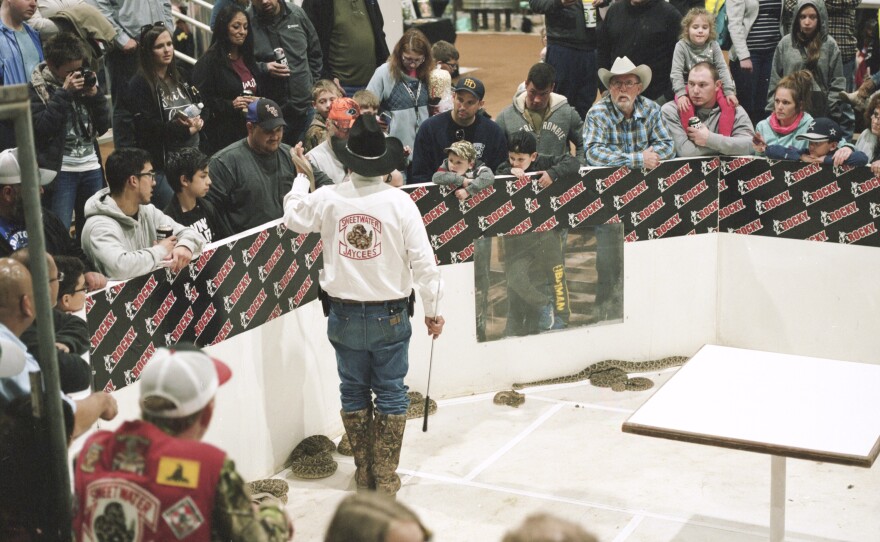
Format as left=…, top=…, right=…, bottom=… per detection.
left=432, top=140, right=494, bottom=200
left=495, top=131, right=580, bottom=188
left=765, top=117, right=868, bottom=167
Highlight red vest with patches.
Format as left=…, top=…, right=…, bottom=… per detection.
left=73, top=420, right=226, bottom=542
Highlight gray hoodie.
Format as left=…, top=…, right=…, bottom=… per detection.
left=81, top=188, right=205, bottom=280
left=766, top=0, right=851, bottom=135
left=495, top=91, right=585, bottom=161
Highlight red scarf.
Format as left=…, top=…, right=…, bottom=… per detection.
left=679, top=87, right=735, bottom=136
left=767, top=111, right=804, bottom=136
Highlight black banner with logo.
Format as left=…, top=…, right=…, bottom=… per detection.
left=410, top=158, right=720, bottom=265
left=86, top=157, right=880, bottom=392
left=718, top=157, right=880, bottom=245
left=86, top=223, right=321, bottom=393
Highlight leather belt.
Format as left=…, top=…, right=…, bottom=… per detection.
left=328, top=296, right=407, bottom=306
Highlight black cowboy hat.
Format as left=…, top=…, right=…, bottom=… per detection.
left=332, top=115, right=404, bottom=178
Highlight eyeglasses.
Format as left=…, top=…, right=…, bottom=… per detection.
left=609, top=79, right=640, bottom=90
left=139, top=21, right=166, bottom=40
left=440, top=60, right=459, bottom=70
left=73, top=286, right=88, bottom=294
left=402, top=54, right=425, bottom=67
left=49, top=271, right=65, bottom=284
left=136, top=171, right=157, bottom=180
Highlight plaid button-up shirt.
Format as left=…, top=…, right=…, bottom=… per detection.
left=583, top=94, right=675, bottom=167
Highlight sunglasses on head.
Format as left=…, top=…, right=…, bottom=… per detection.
left=139, top=21, right=166, bottom=41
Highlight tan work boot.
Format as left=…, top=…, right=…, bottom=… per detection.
left=840, top=78, right=876, bottom=110
left=371, top=412, right=407, bottom=496
left=340, top=408, right=374, bottom=491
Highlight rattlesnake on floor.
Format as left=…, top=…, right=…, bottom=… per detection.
left=285, top=435, right=338, bottom=479
left=493, top=390, right=526, bottom=407
left=512, top=356, right=689, bottom=392
left=337, top=391, right=436, bottom=456
left=246, top=478, right=289, bottom=504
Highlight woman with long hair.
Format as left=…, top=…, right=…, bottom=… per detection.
left=766, top=0, right=852, bottom=136
left=192, top=4, right=260, bottom=155
left=122, top=23, right=204, bottom=208
left=752, top=70, right=814, bottom=152
left=366, top=29, right=432, bottom=168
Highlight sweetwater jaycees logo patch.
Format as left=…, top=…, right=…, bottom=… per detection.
left=81, top=479, right=161, bottom=541
left=338, top=214, right=382, bottom=259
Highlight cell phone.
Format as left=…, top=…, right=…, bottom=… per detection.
left=378, top=111, right=392, bottom=125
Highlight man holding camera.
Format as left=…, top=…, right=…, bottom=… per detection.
left=28, top=32, right=110, bottom=242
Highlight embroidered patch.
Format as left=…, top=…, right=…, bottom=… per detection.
left=80, top=443, right=103, bottom=473
left=112, top=434, right=150, bottom=475
left=162, top=496, right=205, bottom=540
left=338, top=214, right=382, bottom=260
left=156, top=457, right=200, bottom=489
left=82, top=479, right=161, bottom=541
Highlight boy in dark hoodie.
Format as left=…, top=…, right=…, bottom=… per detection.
left=495, top=131, right=580, bottom=187
left=766, top=117, right=868, bottom=166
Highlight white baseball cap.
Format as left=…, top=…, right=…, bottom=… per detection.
left=0, top=148, right=56, bottom=185
left=0, top=337, right=26, bottom=377
left=139, top=347, right=232, bottom=418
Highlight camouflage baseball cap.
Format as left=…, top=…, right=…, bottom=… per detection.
left=443, top=140, right=476, bottom=162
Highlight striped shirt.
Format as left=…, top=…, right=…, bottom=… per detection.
left=583, top=94, right=675, bottom=167
left=747, top=0, right=783, bottom=54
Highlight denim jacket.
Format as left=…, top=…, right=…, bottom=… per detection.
left=0, top=22, right=42, bottom=86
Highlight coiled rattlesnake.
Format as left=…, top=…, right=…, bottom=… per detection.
left=285, top=435, right=338, bottom=479
left=512, top=356, right=689, bottom=392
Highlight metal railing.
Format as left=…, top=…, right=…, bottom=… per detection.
left=0, top=84, right=71, bottom=540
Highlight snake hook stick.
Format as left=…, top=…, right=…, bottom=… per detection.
left=423, top=273, right=442, bottom=432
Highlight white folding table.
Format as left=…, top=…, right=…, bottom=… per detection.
left=623, top=344, right=880, bottom=541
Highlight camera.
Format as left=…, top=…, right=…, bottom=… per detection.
left=78, top=68, right=97, bottom=88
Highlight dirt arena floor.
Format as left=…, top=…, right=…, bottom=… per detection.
left=454, top=32, right=546, bottom=117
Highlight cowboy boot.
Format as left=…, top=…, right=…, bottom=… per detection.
left=371, top=412, right=407, bottom=496
left=840, top=78, right=876, bottom=110
left=340, top=408, right=374, bottom=491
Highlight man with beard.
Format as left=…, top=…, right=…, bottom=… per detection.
left=410, top=76, right=507, bottom=184
left=207, top=98, right=332, bottom=234
left=583, top=58, right=673, bottom=323
left=661, top=62, right=755, bottom=157
left=583, top=57, right=674, bottom=169
left=249, top=0, right=322, bottom=145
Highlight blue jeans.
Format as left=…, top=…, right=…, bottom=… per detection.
left=730, top=49, right=774, bottom=126
left=844, top=58, right=855, bottom=92
left=50, top=168, right=104, bottom=235
left=328, top=299, right=412, bottom=415
left=545, top=44, right=598, bottom=118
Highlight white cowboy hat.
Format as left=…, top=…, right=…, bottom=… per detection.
left=598, top=56, right=652, bottom=92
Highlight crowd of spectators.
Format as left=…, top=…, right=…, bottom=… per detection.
left=0, top=0, right=879, bottom=538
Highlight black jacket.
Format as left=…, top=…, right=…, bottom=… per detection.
left=28, top=65, right=111, bottom=172
left=163, top=195, right=233, bottom=243
left=249, top=2, right=322, bottom=116
left=597, top=0, right=682, bottom=101
left=20, top=309, right=91, bottom=394
left=528, top=0, right=597, bottom=50
left=123, top=73, right=201, bottom=171
left=495, top=153, right=581, bottom=183
left=301, top=0, right=389, bottom=81
left=191, top=46, right=262, bottom=155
